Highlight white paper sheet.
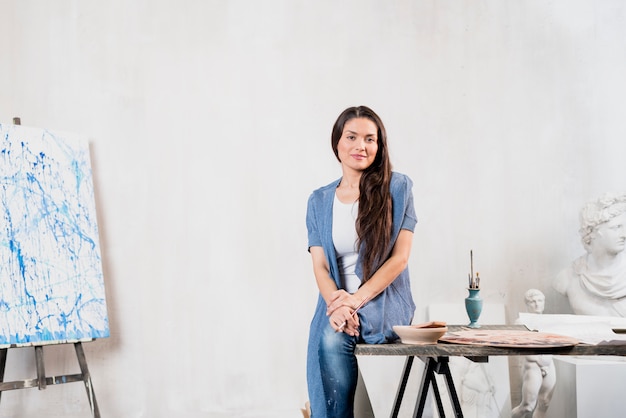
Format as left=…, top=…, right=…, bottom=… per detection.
left=517, top=313, right=626, bottom=345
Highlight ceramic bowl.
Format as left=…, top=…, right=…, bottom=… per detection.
left=393, top=325, right=448, bottom=345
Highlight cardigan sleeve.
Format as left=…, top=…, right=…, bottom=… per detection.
left=391, top=172, right=418, bottom=233
left=306, top=192, right=322, bottom=250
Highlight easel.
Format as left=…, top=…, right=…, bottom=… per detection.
left=0, top=117, right=101, bottom=418
left=0, top=341, right=100, bottom=417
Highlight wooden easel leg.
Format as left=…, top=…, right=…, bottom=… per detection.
left=35, top=346, right=46, bottom=390
left=74, top=342, right=101, bottom=418
left=0, top=348, right=7, bottom=403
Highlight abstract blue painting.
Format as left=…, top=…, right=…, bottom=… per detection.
left=0, top=124, right=109, bottom=347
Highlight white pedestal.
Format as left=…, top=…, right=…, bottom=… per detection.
left=546, top=356, right=626, bottom=418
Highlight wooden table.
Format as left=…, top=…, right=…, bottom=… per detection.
left=354, top=325, right=626, bottom=418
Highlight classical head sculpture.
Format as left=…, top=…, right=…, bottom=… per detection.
left=579, top=193, right=626, bottom=254
left=553, top=192, right=626, bottom=317
left=524, top=289, right=545, bottom=314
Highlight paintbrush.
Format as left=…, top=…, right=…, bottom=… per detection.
left=470, top=249, right=474, bottom=288
left=337, top=297, right=369, bottom=332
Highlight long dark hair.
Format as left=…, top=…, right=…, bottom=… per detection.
left=331, top=106, right=393, bottom=282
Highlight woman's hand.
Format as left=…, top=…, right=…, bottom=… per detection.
left=326, top=289, right=360, bottom=316
left=328, top=305, right=360, bottom=336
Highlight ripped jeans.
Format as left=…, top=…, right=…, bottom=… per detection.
left=318, top=322, right=360, bottom=418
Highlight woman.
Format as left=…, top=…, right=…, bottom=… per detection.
left=305, top=106, right=417, bottom=417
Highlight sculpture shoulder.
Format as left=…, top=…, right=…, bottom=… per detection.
left=553, top=255, right=587, bottom=294
left=553, top=265, right=575, bottom=295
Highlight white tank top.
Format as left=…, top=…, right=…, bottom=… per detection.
left=332, top=194, right=361, bottom=293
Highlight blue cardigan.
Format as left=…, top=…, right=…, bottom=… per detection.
left=305, top=171, right=417, bottom=416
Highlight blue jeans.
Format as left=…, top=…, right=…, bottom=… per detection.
left=318, top=322, right=360, bottom=418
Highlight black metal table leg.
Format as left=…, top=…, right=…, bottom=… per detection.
left=414, top=357, right=464, bottom=418
left=391, top=355, right=415, bottom=418
left=413, top=357, right=438, bottom=417
left=390, top=355, right=464, bottom=418
left=429, top=364, right=446, bottom=416
left=436, top=358, right=464, bottom=417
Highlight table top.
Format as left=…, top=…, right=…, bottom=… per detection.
left=354, top=325, right=626, bottom=357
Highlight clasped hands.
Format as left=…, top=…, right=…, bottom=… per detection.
left=326, top=290, right=364, bottom=337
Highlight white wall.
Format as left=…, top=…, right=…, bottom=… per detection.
left=1, top=1, right=625, bottom=417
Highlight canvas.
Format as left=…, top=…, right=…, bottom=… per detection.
left=0, top=123, right=109, bottom=347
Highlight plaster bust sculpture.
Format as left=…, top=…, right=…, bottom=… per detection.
left=512, top=289, right=555, bottom=418
left=553, top=193, right=626, bottom=316
left=523, top=288, right=545, bottom=315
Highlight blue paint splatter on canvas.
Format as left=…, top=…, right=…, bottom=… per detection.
left=0, top=124, right=109, bottom=347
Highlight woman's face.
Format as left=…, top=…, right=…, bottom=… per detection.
left=336, top=117, right=379, bottom=173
